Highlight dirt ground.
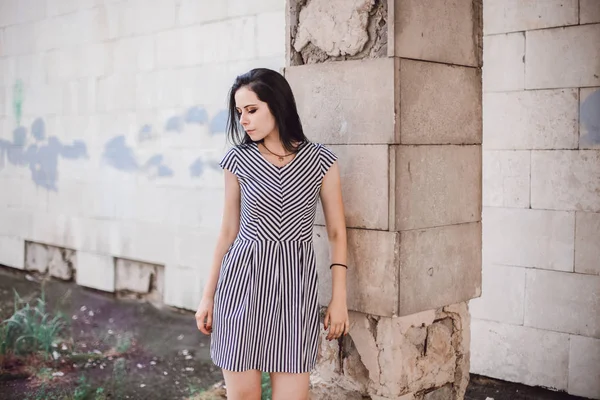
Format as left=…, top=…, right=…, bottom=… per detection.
left=0, top=267, right=586, bottom=400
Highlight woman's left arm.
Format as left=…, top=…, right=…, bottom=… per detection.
left=319, top=161, right=349, bottom=340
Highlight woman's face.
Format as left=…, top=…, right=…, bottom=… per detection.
left=234, top=86, right=277, bottom=142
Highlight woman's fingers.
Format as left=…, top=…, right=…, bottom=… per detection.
left=196, top=310, right=210, bottom=335
left=344, top=319, right=350, bottom=336
left=324, top=312, right=330, bottom=331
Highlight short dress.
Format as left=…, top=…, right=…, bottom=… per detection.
left=210, top=141, right=337, bottom=373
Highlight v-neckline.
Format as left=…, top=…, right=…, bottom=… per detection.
left=252, top=141, right=309, bottom=171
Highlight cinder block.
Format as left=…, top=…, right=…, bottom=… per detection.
left=580, top=0, right=600, bottom=24
left=108, top=221, right=177, bottom=267
left=483, top=150, right=530, bottom=208
left=399, top=222, right=481, bottom=316
left=121, top=0, right=176, bottom=36
left=228, top=0, right=284, bottom=17
left=483, top=32, right=525, bottom=92
left=201, top=17, right=256, bottom=64
left=174, top=227, right=219, bottom=268
left=483, top=89, right=579, bottom=150
left=400, top=59, right=481, bottom=145
left=483, top=0, right=578, bottom=35
left=580, top=87, right=600, bottom=149
left=395, top=145, right=481, bottom=230
left=96, top=74, right=136, bottom=112
left=178, top=0, right=228, bottom=25
left=164, top=264, right=199, bottom=310
left=115, top=257, right=162, bottom=294
left=46, top=0, right=98, bottom=17
left=63, top=78, right=96, bottom=115
left=394, top=0, right=481, bottom=67
left=285, top=58, right=396, bottom=144
left=315, top=145, right=389, bottom=230
left=0, top=208, right=32, bottom=239
left=2, top=22, right=36, bottom=56
left=36, top=9, right=108, bottom=51
left=76, top=251, right=115, bottom=292
left=531, top=150, right=600, bottom=212
left=0, top=235, right=24, bottom=269
left=526, top=24, right=600, bottom=89
left=469, top=263, right=525, bottom=325
left=313, top=226, right=399, bottom=317
left=524, top=269, right=600, bottom=337
left=483, top=207, right=575, bottom=271
left=0, top=0, right=45, bottom=27
left=113, top=36, right=154, bottom=73
left=568, top=335, right=600, bottom=399
left=575, top=212, right=600, bottom=276
left=470, top=319, right=569, bottom=390
left=257, top=11, right=285, bottom=59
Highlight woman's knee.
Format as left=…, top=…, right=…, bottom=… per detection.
left=222, top=369, right=262, bottom=400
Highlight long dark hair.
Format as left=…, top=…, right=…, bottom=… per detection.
left=226, top=68, right=308, bottom=153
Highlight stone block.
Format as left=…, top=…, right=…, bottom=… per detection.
left=395, top=145, right=481, bottom=230
left=113, top=36, right=154, bottom=73
left=46, top=0, right=99, bottom=17
left=398, top=222, right=481, bottom=316
left=483, top=89, right=579, bottom=150
left=482, top=207, right=575, bottom=271
left=483, top=150, right=530, bottom=208
left=174, top=227, right=220, bottom=269
left=228, top=0, right=284, bottom=17
left=25, top=242, right=49, bottom=273
left=2, top=22, right=36, bottom=56
left=394, top=0, right=481, bottom=67
left=109, top=221, right=177, bottom=267
left=115, top=257, right=163, bottom=294
left=62, top=79, right=96, bottom=115
left=469, top=263, right=525, bottom=325
left=201, top=17, right=257, bottom=64
left=257, top=11, right=285, bottom=58
left=121, top=0, right=176, bottom=37
left=285, top=58, right=397, bottom=145
left=526, top=24, right=600, bottom=89
left=470, top=319, right=570, bottom=390
left=400, top=59, right=482, bottom=145
left=483, top=0, right=578, bottom=35
left=0, top=235, right=24, bottom=269
left=178, top=0, right=227, bottom=25
left=483, top=32, right=525, bottom=92
left=96, top=74, right=136, bottom=112
left=164, top=264, right=199, bottom=310
left=0, top=0, right=46, bottom=27
left=580, top=87, right=600, bottom=149
left=568, top=335, right=600, bottom=399
left=75, top=251, right=115, bottom=292
left=580, top=0, right=600, bottom=24
left=531, top=150, right=600, bottom=212
left=313, top=226, right=399, bottom=317
left=575, top=212, right=600, bottom=275
left=48, top=247, right=75, bottom=281
left=315, top=145, right=389, bottom=230
left=524, top=269, right=600, bottom=337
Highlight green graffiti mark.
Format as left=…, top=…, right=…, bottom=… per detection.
left=13, top=79, right=24, bottom=126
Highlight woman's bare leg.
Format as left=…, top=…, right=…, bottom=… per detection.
left=270, top=372, right=310, bottom=400
left=221, top=369, right=262, bottom=400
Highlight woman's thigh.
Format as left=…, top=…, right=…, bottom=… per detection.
left=222, top=369, right=262, bottom=400
left=270, top=372, right=310, bottom=400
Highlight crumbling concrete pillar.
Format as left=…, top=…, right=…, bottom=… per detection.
left=285, top=1, right=482, bottom=398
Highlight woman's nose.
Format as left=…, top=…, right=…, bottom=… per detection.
left=240, top=113, right=249, bottom=125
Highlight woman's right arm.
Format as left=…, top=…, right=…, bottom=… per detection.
left=195, top=169, right=241, bottom=334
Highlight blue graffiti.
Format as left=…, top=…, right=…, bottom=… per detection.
left=210, top=110, right=228, bottom=134
left=165, top=116, right=184, bottom=133
left=580, top=89, right=600, bottom=146
left=139, top=124, right=153, bottom=142
left=0, top=118, right=88, bottom=191
left=189, top=157, right=221, bottom=178
left=185, top=106, right=209, bottom=125
left=102, top=135, right=173, bottom=178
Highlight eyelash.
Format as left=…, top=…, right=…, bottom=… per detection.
left=237, top=109, right=257, bottom=115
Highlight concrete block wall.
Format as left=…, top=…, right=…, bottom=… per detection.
left=471, top=1, right=600, bottom=399
left=0, top=0, right=285, bottom=310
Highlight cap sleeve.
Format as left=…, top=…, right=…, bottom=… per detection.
left=319, top=144, right=337, bottom=177
left=219, top=147, right=238, bottom=175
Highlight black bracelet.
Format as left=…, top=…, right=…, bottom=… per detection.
left=330, top=263, right=348, bottom=270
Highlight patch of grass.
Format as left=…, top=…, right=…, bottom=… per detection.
left=1, top=290, right=66, bottom=359
left=261, top=372, right=272, bottom=400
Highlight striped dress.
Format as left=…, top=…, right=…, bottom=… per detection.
left=210, top=141, right=337, bottom=373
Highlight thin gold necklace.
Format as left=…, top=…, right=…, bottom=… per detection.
left=261, top=142, right=295, bottom=162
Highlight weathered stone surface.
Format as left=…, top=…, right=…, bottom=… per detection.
left=48, top=247, right=75, bottom=281
left=313, top=226, right=398, bottom=317
left=294, top=0, right=374, bottom=57
left=483, top=89, right=579, bottom=150
left=469, top=263, right=526, bottom=325
left=400, top=59, right=481, bottom=145
left=285, top=58, right=396, bottom=144
left=483, top=32, right=524, bottom=92
left=423, top=384, right=452, bottom=400
left=115, top=257, right=165, bottom=304
left=483, top=0, right=578, bottom=35
left=531, top=151, right=600, bottom=212
left=395, top=145, right=481, bottom=230
left=580, top=87, right=600, bottom=149
left=25, top=242, right=49, bottom=273
left=0, top=235, right=24, bottom=269
left=399, top=223, right=481, bottom=316
left=568, top=335, right=600, bottom=399
left=315, top=145, right=388, bottom=230
left=483, top=150, right=530, bottom=208
left=483, top=207, right=575, bottom=271
left=394, top=0, right=481, bottom=67
left=524, top=269, right=600, bottom=337
left=580, top=0, right=600, bottom=24
left=575, top=211, right=600, bottom=276
left=525, top=24, right=600, bottom=89
left=471, top=319, right=570, bottom=391
left=76, top=251, right=115, bottom=292
left=164, top=264, right=199, bottom=310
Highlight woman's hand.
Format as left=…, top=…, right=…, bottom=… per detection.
left=324, top=297, right=349, bottom=341
left=195, top=297, right=214, bottom=335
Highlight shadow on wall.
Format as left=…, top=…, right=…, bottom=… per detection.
left=580, top=89, right=600, bottom=147
left=102, top=105, right=226, bottom=179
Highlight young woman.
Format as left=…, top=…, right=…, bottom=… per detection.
left=195, top=68, right=349, bottom=400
